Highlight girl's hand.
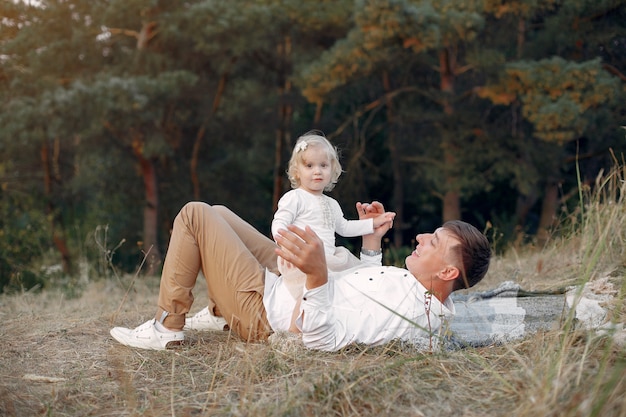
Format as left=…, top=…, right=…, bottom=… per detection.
left=356, top=201, right=385, bottom=220
left=357, top=201, right=395, bottom=236
left=373, top=212, right=395, bottom=229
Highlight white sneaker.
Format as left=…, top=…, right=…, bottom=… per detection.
left=110, top=319, right=184, bottom=350
left=184, top=307, right=228, bottom=331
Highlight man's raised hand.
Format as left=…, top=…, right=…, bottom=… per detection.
left=274, top=225, right=328, bottom=289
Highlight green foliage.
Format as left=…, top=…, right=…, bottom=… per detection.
left=505, top=57, right=622, bottom=143
left=0, top=0, right=624, bottom=289
left=0, top=190, right=50, bottom=292
left=298, top=0, right=485, bottom=102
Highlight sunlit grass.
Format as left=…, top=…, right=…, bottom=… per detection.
left=0, top=162, right=624, bottom=416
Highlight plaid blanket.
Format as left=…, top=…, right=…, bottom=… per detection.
left=448, top=280, right=614, bottom=348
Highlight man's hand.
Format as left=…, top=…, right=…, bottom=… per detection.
left=274, top=225, right=328, bottom=289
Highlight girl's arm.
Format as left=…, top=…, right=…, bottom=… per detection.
left=271, top=190, right=299, bottom=239
left=333, top=198, right=395, bottom=238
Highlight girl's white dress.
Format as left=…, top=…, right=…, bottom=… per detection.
left=271, top=188, right=374, bottom=298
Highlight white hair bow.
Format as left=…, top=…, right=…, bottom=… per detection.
left=294, top=141, right=308, bottom=153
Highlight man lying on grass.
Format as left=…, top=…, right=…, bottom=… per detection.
left=110, top=201, right=491, bottom=352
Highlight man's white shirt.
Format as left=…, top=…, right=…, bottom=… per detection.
left=263, top=254, right=455, bottom=351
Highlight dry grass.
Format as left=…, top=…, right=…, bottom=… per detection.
left=1, top=164, right=624, bottom=417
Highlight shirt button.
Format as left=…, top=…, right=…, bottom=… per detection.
left=302, top=297, right=307, bottom=301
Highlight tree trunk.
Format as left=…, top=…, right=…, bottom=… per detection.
left=41, top=140, right=73, bottom=274
left=536, top=179, right=559, bottom=248
left=272, top=35, right=293, bottom=212
left=190, top=125, right=205, bottom=201
left=272, top=130, right=285, bottom=213
left=513, top=191, right=539, bottom=247
left=190, top=57, right=235, bottom=200
left=442, top=188, right=461, bottom=222
left=132, top=142, right=162, bottom=275
left=382, top=71, right=404, bottom=247
left=516, top=18, right=525, bottom=59
left=389, top=142, right=406, bottom=245
left=439, top=47, right=462, bottom=221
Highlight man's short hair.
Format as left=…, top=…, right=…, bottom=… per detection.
left=443, top=220, right=491, bottom=291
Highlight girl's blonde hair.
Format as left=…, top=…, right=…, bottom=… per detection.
left=287, top=131, right=342, bottom=191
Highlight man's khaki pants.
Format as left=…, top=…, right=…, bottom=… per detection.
left=156, top=202, right=277, bottom=342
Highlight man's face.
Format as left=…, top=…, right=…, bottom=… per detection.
left=405, top=228, right=460, bottom=282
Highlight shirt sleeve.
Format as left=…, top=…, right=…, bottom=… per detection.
left=359, top=251, right=383, bottom=267
left=271, top=191, right=300, bottom=238
left=330, top=198, right=374, bottom=237
left=296, top=283, right=344, bottom=351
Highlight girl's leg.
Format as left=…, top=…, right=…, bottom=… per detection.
left=156, top=202, right=274, bottom=342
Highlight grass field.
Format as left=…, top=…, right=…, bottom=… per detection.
left=1, top=163, right=624, bottom=417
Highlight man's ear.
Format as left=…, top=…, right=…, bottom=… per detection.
left=437, top=266, right=460, bottom=282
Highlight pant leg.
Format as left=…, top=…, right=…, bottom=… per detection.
left=203, top=205, right=279, bottom=341
left=156, top=202, right=274, bottom=342
left=211, top=205, right=278, bottom=274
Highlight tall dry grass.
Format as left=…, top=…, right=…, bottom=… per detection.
left=0, top=162, right=624, bottom=417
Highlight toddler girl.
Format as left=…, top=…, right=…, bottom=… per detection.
left=272, top=131, right=395, bottom=301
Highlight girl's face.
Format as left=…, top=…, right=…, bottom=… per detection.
left=297, top=146, right=332, bottom=195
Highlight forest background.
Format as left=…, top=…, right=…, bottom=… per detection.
left=1, top=0, right=625, bottom=292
